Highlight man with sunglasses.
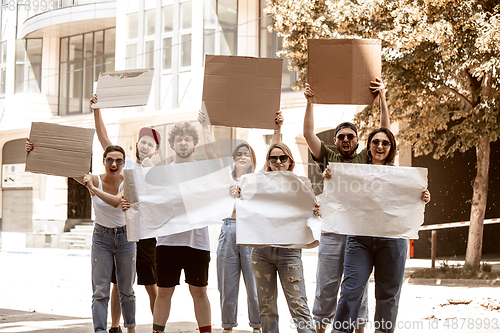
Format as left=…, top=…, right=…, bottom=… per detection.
left=91, top=94, right=160, bottom=333
left=303, top=78, right=389, bottom=333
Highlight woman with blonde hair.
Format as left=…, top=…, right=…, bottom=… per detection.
left=250, top=141, right=318, bottom=333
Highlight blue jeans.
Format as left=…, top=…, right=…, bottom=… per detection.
left=313, top=233, right=368, bottom=328
left=217, top=218, right=261, bottom=329
left=251, top=247, right=315, bottom=333
left=91, top=223, right=137, bottom=332
left=332, top=236, right=407, bottom=333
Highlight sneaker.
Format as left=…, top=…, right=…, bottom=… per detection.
left=109, top=327, right=122, bottom=333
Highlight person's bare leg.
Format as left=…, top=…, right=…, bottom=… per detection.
left=355, top=327, right=365, bottom=333
left=152, top=287, right=175, bottom=332
left=126, top=328, right=135, bottom=333
left=144, top=284, right=158, bottom=314
left=189, top=285, right=211, bottom=327
left=110, top=283, right=122, bottom=328
left=316, top=323, right=327, bottom=333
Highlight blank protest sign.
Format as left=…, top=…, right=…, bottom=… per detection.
left=308, top=39, right=381, bottom=105
left=91, top=69, right=154, bottom=109
left=26, top=122, right=95, bottom=178
left=202, top=55, right=283, bottom=129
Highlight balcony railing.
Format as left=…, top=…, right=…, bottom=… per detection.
left=14, top=0, right=115, bottom=19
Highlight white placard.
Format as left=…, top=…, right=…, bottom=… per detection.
left=124, top=158, right=234, bottom=242
left=236, top=172, right=321, bottom=249
left=321, top=163, right=428, bottom=239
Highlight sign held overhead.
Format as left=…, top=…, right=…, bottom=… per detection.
left=26, top=122, right=95, bottom=178
left=307, top=39, right=381, bottom=105
left=91, top=68, right=154, bottom=109
left=202, top=55, right=283, bottom=130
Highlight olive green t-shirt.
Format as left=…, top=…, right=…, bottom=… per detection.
left=313, top=141, right=367, bottom=165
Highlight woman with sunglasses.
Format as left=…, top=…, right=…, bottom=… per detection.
left=249, top=142, right=320, bottom=333
left=25, top=142, right=136, bottom=332
left=83, top=145, right=137, bottom=333
left=217, top=112, right=283, bottom=333
left=329, top=128, right=430, bottom=333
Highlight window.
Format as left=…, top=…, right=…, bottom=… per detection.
left=0, top=41, right=7, bottom=96
left=144, top=9, right=155, bottom=68
left=180, top=1, right=192, bottom=67
left=59, top=28, right=115, bottom=115
left=15, top=39, right=43, bottom=94
left=203, top=0, right=238, bottom=57
left=162, top=4, right=174, bottom=70
left=259, top=0, right=295, bottom=90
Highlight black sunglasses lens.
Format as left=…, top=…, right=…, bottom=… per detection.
left=106, top=158, right=125, bottom=165
left=279, top=155, right=289, bottom=162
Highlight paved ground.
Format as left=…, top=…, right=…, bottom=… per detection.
left=1, top=227, right=499, bottom=332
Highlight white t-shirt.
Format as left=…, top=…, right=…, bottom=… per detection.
left=156, top=160, right=210, bottom=251
left=124, top=156, right=141, bottom=170
left=91, top=175, right=125, bottom=228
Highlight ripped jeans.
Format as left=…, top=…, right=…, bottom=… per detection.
left=251, top=247, right=315, bottom=333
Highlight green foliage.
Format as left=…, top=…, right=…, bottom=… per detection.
left=410, top=260, right=500, bottom=280
left=266, top=0, right=500, bottom=158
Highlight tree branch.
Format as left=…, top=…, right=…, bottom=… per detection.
left=481, top=72, right=492, bottom=98
left=442, top=85, right=474, bottom=109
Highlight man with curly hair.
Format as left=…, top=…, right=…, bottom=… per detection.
left=152, top=118, right=215, bottom=333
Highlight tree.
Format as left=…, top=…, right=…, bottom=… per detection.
left=266, top=0, right=500, bottom=268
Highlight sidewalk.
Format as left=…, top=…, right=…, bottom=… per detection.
left=1, top=239, right=499, bottom=332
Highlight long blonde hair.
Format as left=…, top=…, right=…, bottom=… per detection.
left=265, top=142, right=295, bottom=172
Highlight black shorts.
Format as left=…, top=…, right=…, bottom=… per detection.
left=156, top=245, right=210, bottom=288
left=111, top=238, right=157, bottom=285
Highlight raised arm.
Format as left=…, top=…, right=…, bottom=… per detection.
left=370, top=77, right=390, bottom=129
left=269, top=111, right=284, bottom=147
left=303, top=83, right=322, bottom=159
left=82, top=173, right=123, bottom=208
left=91, top=94, right=113, bottom=150
left=197, top=110, right=218, bottom=160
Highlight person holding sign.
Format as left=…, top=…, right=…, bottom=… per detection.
left=139, top=118, right=215, bottom=333
left=245, top=142, right=320, bottom=333
left=91, top=94, right=160, bottom=333
left=26, top=141, right=137, bottom=333
left=217, top=112, right=283, bottom=333
left=303, top=78, right=388, bottom=333
left=328, top=128, right=430, bottom=333
left=82, top=146, right=137, bottom=333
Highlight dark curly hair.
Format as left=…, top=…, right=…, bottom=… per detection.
left=167, top=122, right=199, bottom=148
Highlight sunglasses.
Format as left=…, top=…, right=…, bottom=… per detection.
left=371, top=139, right=391, bottom=147
left=269, top=155, right=289, bottom=164
left=105, top=157, right=125, bottom=166
left=336, top=134, right=356, bottom=141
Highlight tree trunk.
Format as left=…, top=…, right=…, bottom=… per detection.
left=464, top=136, right=490, bottom=269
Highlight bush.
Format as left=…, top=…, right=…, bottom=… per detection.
left=410, top=261, right=500, bottom=280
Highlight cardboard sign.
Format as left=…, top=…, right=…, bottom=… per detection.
left=26, top=122, right=95, bottom=178
left=202, top=55, right=283, bottom=129
left=307, top=39, right=381, bottom=105
left=91, top=69, right=154, bottom=109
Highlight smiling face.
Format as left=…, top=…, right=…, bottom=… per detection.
left=103, top=151, right=125, bottom=175
left=369, top=132, right=391, bottom=165
left=234, top=146, right=253, bottom=176
left=171, top=134, right=195, bottom=159
left=268, top=147, right=291, bottom=172
left=136, top=135, right=158, bottom=162
left=334, top=128, right=359, bottom=157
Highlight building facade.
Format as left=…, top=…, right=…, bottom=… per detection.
left=0, top=0, right=365, bottom=249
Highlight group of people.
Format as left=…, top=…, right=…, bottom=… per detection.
left=26, top=78, right=430, bottom=333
